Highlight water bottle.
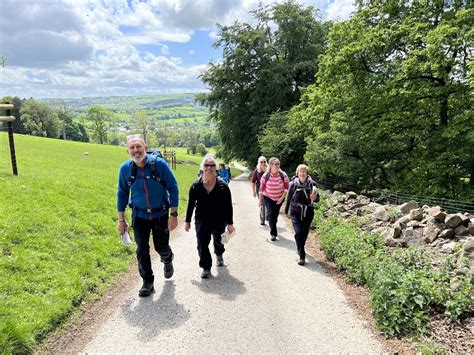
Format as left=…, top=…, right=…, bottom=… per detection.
left=121, top=230, right=132, bottom=245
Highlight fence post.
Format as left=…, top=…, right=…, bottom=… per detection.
left=0, top=104, right=18, bottom=175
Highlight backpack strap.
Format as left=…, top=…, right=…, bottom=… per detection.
left=265, top=171, right=285, bottom=183
left=127, top=156, right=165, bottom=187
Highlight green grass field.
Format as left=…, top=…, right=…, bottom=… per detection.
left=0, top=133, right=238, bottom=353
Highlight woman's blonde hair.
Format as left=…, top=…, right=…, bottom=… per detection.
left=200, top=154, right=217, bottom=171
left=266, top=157, right=280, bottom=173
left=256, top=156, right=267, bottom=173
left=295, top=164, right=309, bottom=176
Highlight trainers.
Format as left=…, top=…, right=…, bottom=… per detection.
left=164, top=261, right=174, bottom=279
left=270, top=235, right=277, bottom=241
left=298, top=258, right=305, bottom=266
left=138, top=282, right=154, bottom=297
left=201, top=269, right=211, bottom=279
left=260, top=221, right=265, bottom=225
left=216, top=255, right=224, bottom=267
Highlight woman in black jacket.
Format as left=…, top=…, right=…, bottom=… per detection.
left=285, top=164, right=319, bottom=265
left=185, top=154, right=235, bottom=278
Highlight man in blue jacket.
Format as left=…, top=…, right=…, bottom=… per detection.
left=117, top=134, right=179, bottom=297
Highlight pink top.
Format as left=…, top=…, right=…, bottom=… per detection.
left=260, top=171, right=289, bottom=201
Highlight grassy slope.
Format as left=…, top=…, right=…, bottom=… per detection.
left=0, top=133, right=205, bottom=353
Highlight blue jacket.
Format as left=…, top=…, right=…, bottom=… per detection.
left=218, top=167, right=231, bottom=183
left=117, top=155, right=179, bottom=220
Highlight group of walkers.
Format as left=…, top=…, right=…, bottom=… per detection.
left=117, top=134, right=318, bottom=297
left=252, top=156, right=319, bottom=265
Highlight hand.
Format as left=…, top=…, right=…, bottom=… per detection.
left=277, top=196, right=285, bottom=205
left=227, top=224, right=235, bottom=234
left=168, top=216, right=178, bottom=231
left=310, top=192, right=318, bottom=202
left=117, top=221, right=128, bottom=234
left=258, top=199, right=262, bottom=207
left=184, top=222, right=191, bottom=232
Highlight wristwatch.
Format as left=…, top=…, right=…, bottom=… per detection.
left=170, top=211, right=178, bottom=217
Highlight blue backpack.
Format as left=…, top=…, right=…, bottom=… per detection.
left=127, top=149, right=167, bottom=187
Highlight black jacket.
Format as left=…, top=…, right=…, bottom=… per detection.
left=185, top=177, right=233, bottom=226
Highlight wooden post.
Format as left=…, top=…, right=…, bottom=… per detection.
left=0, top=104, right=18, bottom=175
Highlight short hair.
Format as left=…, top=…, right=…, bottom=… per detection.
left=200, top=154, right=217, bottom=170
left=126, top=134, right=145, bottom=147
left=295, top=164, right=309, bottom=176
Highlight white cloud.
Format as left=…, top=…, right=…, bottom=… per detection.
left=0, top=0, right=356, bottom=98
left=325, top=0, right=355, bottom=21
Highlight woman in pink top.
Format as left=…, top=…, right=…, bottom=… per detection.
left=258, top=157, right=289, bottom=240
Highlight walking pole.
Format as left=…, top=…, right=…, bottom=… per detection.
left=0, top=104, right=18, bottom=175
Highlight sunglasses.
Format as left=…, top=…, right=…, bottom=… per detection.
left=204, top=164, right=216, bottom=168
left=272, top=162, right=280, bottom=166
left=260, top=161, right=267, bottom=164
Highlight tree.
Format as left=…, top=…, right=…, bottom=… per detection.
left=1, top=96, right=27, bottom=134
left=198, top=0, right=328, bottom=164
left=299, top=1, right=473, bottom=199
left=20, top=99, right=59, bottom=138
left=134, top=111, right=150, bottom=144
left=85, top=105, right=112, bottom=144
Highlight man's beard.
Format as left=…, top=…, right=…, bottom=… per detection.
left=131, top=155, right=145, bottom=164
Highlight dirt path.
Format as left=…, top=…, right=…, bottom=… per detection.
left=48, top=170, right=386, bottom=354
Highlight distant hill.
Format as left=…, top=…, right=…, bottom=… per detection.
left=42, top=93, right=208, bottom=123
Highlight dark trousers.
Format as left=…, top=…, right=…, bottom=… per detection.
left=133, top=215, right=173, bottom=283
left=264, top=196, right=283, bottom=237
left=195, top=220, right=225, bottom=270
left=290, top=208, right=314, bottom=259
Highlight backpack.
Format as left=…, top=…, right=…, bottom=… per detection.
left=290, top=177, right=319, bottom=206
left=127, top=149, right=167, bottom=187
left=265, top=171, right=285, bottom=183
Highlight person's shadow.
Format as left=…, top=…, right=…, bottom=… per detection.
left=120, top=281, right=190, bottom=342
left=191, top=266, right=246, bottom=301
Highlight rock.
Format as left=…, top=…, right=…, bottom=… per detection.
left=402, top=227, right=426, bottom=246
left=347, top=203, right=367, bottom=211
left=373, top=206, right=390, bottom=222
left=382, top=227, right=401, bottom=239
left=438, top=228, right=455, bottom=239
left=340, top=212, right=352, bottom=218
left=423, top=226, right=441, bottom=243
left=468, top=225, right=474, bottom=235
left=357, top=196, right=371, bottom=205
left=345, top=191, right=358, bottom=199
left=445, top=213, right=466, bottom=229
left=455, top=225, right=469, bottom=236
left=393, top=215, right=411, bottom=229
left=384, top=236, right=401, bottom=247
left=460, top=238, right=474, bottom=267
left=407, top=220, right=426, bottom=228
left=439, top=241, right=457, bottom=253
left=426, top=206, right=447, bottom=221
left=399, top=201, right=419, bottom=214
left=409, top=208, right=424, bottom=221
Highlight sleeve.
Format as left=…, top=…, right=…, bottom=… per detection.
left=185, top=183, right=197, bottom=223
left=228, top=167, right=231, bottom=179
left=117, top=164, right=130, bottom=212
left=283, top=173, right=289, bottom=192
left=157, top=159, right=179, bottom=208
left=224, top=184, right=234, bottom=225
left=251, top=170, right=257, bottom=183
left=259, top=174, right=266, bottom=194
left=285, top=182, right=294, bottom=215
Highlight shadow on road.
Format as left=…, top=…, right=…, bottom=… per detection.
left=120, top=281, right=190, bottom=342
left=190, top=267, right=246, bottom=301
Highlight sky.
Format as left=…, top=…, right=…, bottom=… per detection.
left=0, top=0, right=355, bottom=99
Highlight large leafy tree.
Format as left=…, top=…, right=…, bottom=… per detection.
left=1, top=96, right=27, bottom=134
left=198, top=0, right=328, bottom=164
left=298, top=1, right=473, bottom=199
left=20, top=99, right=59, bottom=138
left=85, top=105, right=112, bottom=144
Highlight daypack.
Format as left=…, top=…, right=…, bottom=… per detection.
left=264, top=171, right=285, bottom=183
left=290, top=177, right=320, bottom=206
left=127, top=149, right=167, bottom=187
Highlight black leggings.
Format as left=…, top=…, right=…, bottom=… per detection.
left=195, top=220, right=225, bottom=270
left=264, top=196, right=283, bottom=237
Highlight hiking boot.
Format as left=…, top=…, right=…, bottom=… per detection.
left=201, top=269, right=211, bottom=279
left=138, top=282, right=154, bottom=297
left=270, top=235, right=277, bottom=241
left=260, top=220, right=265, bottom=225
left=298, top=258, right=305, bottom=266
left=164, top=261, right=174, bottom=279
left=216, top=255, right=224, bottom=267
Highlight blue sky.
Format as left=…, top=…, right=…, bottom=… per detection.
left=0, top=0, right=355, bottom=99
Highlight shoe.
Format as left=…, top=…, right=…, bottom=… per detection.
left=201, top=269, right=211, bottom=279
left=216, top=255, right=224, bottom=267
left=138, top=282, right=154, bottom=297
left=270, top=235, right=277, bottom=241
left=164, top=261, right=174, bottom=279
left=260, top=221, right=265, bottom=225
left=298, top=258, right=305, bottom=266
